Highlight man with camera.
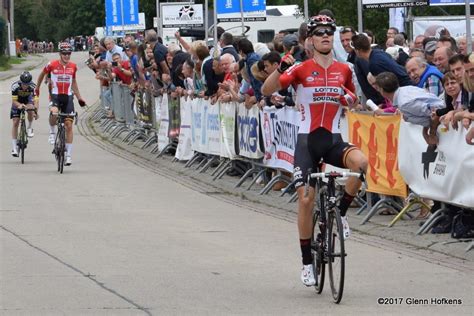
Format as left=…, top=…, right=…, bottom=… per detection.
left=110, top=53, right=132, bottom=85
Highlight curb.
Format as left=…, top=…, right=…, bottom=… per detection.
left=0, top=55, right=48, bottom=82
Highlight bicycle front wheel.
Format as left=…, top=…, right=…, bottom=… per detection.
left=19, top=121, right=27, bottom=164
left=311, top=210, right=325, bottom=294
left=327, top=209, right=345, bottom=304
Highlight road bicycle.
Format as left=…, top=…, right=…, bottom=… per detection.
left=17, top=107, right=37, bottom=164
left=52, top=112, right=77, bottom=174
left=306, top=167, right=365, bottom=304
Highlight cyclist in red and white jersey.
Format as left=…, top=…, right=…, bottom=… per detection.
left=262, top=15, right=368, bottom=287
left=36, top=42, right=86, bottom=166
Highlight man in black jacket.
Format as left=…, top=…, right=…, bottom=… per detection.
left=219, top=32, right=240, bottom=62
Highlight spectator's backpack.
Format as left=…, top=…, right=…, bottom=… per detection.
left=451, top=211, right=474, bottom=239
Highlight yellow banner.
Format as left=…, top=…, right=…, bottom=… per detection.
left=347, top=112, right=407, bottom=197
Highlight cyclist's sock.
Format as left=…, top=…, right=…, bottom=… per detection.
left=338, top=191, right=355, bottom=217
left=300, top=238, right=313, bottom=265
left=27, top=120, right=33, bottom=129
left=11, top=139, right=18, bottom=149
left=66, top=143, right=73, bottom=156
left=49, top=125, right=56, bottom=134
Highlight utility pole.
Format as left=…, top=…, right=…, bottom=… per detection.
left=466, top=0, right=472, bottom=54
left=10, top=0, right=14, bottom=41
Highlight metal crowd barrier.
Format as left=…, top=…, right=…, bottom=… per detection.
left=90, top=91, right=473, bottom=252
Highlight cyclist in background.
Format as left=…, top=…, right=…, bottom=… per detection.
left=262, top=15, right=368, bottom=287
left=10, top=71, right=38, bottom=157
left=36, top=42, right=86, bottom=166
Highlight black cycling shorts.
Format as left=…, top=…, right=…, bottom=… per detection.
left=50, top=94, right=75, bottom=114
left=293, top=127, right=357, bottom=189
left=10, top=107, right=21, bottom=119
left=10, top=104, right=34, bottom=119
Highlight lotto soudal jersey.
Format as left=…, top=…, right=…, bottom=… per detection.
left=279, top=59, right=355, bottom=134
left=42, top=60, right=77, bottom=95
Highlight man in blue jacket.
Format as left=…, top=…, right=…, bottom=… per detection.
left=237, top=39, right=263, bottom=104
left=351, top=34, right=413, bottom=87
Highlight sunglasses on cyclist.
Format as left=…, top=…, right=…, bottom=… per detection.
left=312, top=29, right=335, bottom=37
left=61, top=52, right=71, bottom=56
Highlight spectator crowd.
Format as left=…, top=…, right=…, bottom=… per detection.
left=85, top=11, right=474, bottom=236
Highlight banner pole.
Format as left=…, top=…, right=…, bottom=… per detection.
left=239, top=0, right=245, bottom=36
left=304, top=0, right=309, bottom=20
left=121, top=0, right=125, bottom=36
left=213, top=0, right=218, bottom=47
left=205, top=0, right=209, bottom=43
left=357, top=0, right=363, bottom=33
left=466, top=0, right=472, bottom=54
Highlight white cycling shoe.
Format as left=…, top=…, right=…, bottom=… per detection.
left=341, top=216, right=351, bottom=240
left=27, top=128, right=34, bottom=138
left=301, top=264, right=316, bottom=286
left=65, top=156, right=72, bottom=166
left=48, top=133, right=55, bottom=145
left=11, top=148, right=19, bottom=157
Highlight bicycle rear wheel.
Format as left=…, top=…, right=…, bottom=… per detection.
left=312, top=210, right=325, bottom=294
left=327, top=209, right=345, bottom=304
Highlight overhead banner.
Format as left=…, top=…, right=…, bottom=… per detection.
left=348, top=112, right=408, bottom=197
left=161, top=4, right=204, bottom=28
left=430, top=0, right=474, bottom=5
left=363, top=0, right=429, bottom=9
left=236, top=104, right=264, bottom=159
left=105, top=0, right=139, bottom=27
left=398, top=121, right=474, bottom=208
left=111, top=12, right=146, bottom=31
left=175, top=97, right=194, bottom=161
left=260, top=106, right=300, bottom=173
left=217, top=0, right=266, bottom=22
left=413, top=16, right=474, bottom=38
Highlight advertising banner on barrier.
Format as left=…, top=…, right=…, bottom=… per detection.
left=219, top=102, right=237, bottom=159
left=236, top=104, right=264, bottom=159
left=348, top=112, right=408, bottom=197
left=158, top=94, right=170, bottom=152
left=175, top=97, right=194, bottom=161
left=398, top=121, right=474, bottom=208
left=191, top=98, right=204, bottom=153
left=260, top=106, right=300, bottom=173
left=168, top=96, right=181, bottom=139
left=205, top=103, right=222, bottom=156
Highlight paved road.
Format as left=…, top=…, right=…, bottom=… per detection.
left=1, top=53, right=473, bottom=315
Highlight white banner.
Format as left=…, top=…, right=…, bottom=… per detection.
left=191, top=98, right=204, bottom=153
left=260, top=106, right=300, bottom=173
left=398, top=121, right=474, bottom=208
left=161, top=4, right=204, bottom=28
left=236, top=104, right=264, bottom=159
left=219, top=102, right=237, bottom=159
left=157, top=94, right=170, bottom=152
left=205, top=102, right=222, bottom=156
left=175, top=97, right=194, bottom=161
left=413, top=16, right=474, bottom=39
